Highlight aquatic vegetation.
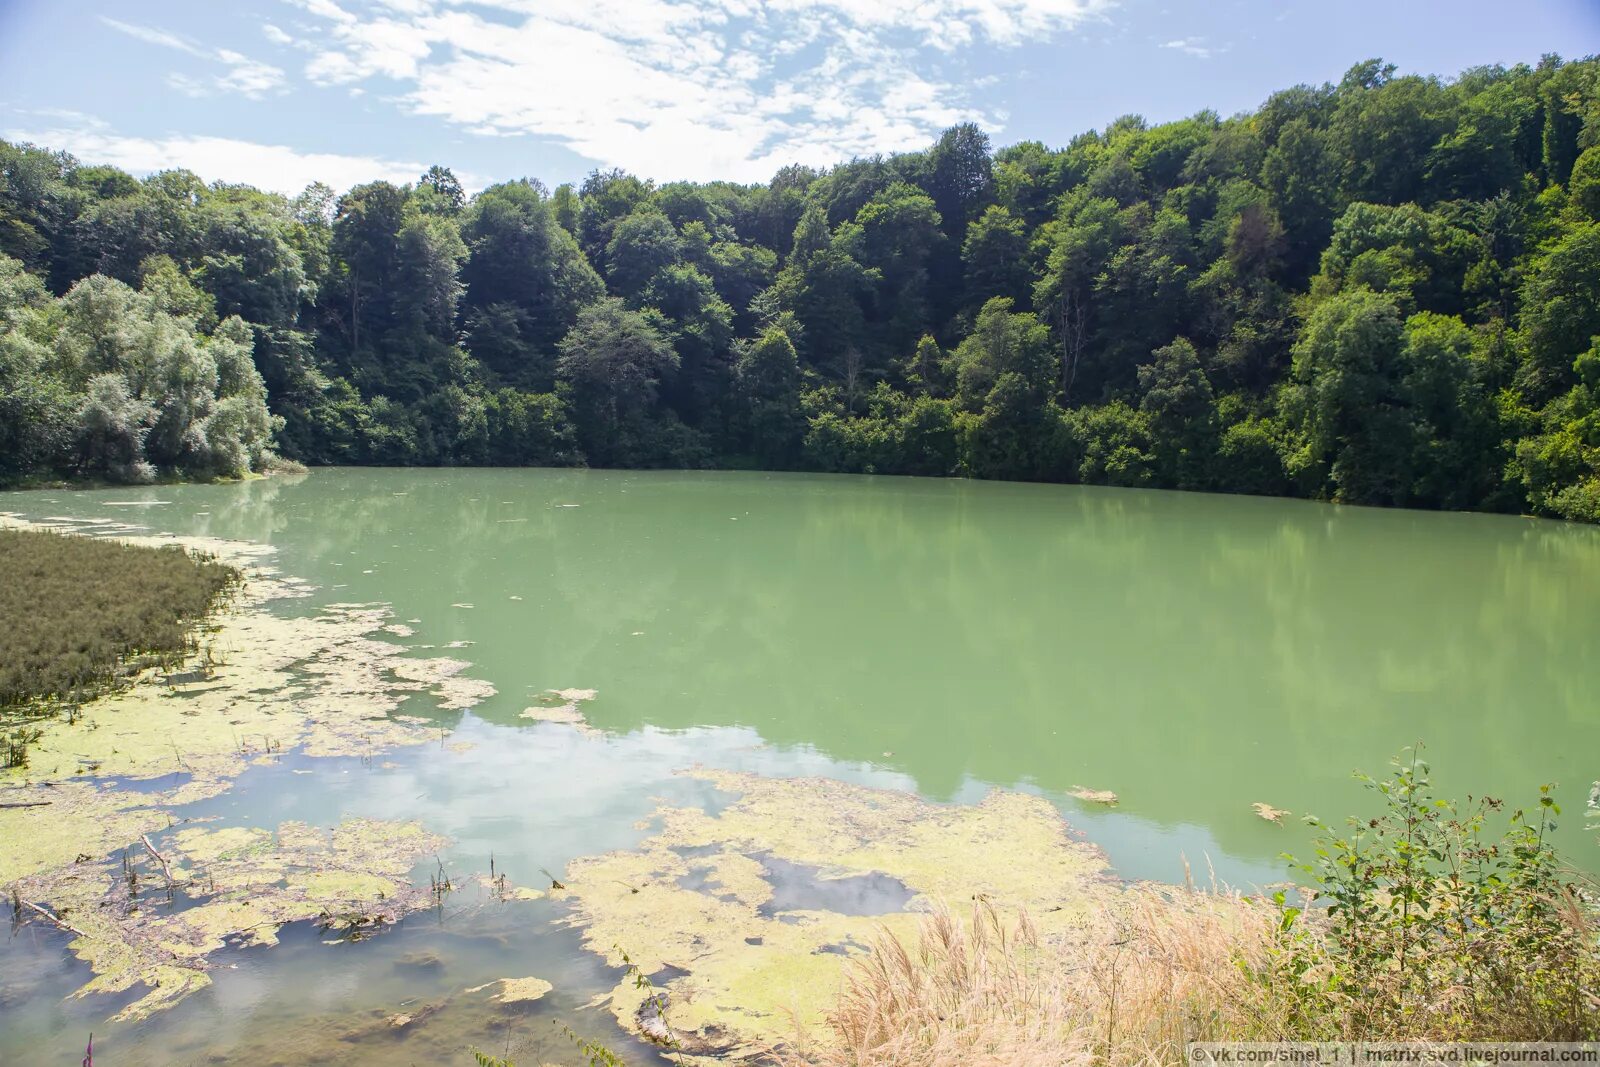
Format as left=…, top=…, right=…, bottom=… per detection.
left=465, top=976, right=554, bottom=1004
left=0, top=525, right=238, bottom=707
left=0, top=524, right=496, bottom=853
left=1251, top=801, right=1289, bottom=823
left=521, top=688, right=601, bottom=736
left=9, top=816, right=447, bottom=1022
left=0, top=518, right=499, bottom=1022
left=560, top=768, right=1116, bottom=1059
left=788, top=754, right=1600, bottom=1065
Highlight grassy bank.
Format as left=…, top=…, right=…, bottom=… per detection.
left=0, top=526, right=239, bottom=712
left=787, top=753, right=1600, bottom=1065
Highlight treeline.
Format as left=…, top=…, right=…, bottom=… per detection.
left=3, top=56, right=1600, bottom=519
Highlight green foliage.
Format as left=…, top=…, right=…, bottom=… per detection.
left=962, top=205, right=1030, bottom=308
left=1571, top=145, right=1600, bottom=221
left=460, top=180, right=604, bottom=390
left=950, top=297, right=1053, bottom=409
left=1272, top=748, right=1600, bottom=1039
left=557, top=298, right=681, bottom=467
left=559, top=1025, right=629, bottom=1067
left=0, top=256, right=280, bottom=484
left=1138, top=337, right=1215, bottom=488
left=2, top=55, right=1600, bottom=517
left=0, top=528, right=238, bottom=707
left=736, top=325, right=803, bottom=468
left=1066, top=400, right=1154, bottom=487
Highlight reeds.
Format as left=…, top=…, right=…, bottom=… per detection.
left=0, top=527, right=239, bottom=708
left=789, top=761, right=1600, bottom=1065
left=790, top=889, right=1275, bottom=1067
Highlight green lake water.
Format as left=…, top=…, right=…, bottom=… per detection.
left=2, top=467, right=1598, bottom=1063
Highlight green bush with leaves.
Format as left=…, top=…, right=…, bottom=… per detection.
left=1270, top=748, right=1600, bottom=1039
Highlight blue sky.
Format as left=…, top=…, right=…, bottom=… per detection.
left=2, top=0, right=1597, bottom=195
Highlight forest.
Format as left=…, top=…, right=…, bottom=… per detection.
left=3, top=55, right=1600, bottom=520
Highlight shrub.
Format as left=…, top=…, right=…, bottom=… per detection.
left=1270, top=747, right=1600, bottom=1039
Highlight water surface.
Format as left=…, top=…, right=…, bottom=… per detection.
left=3, top=468, right=1598, bottom=1062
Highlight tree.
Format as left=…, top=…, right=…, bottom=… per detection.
left=1138, top=337, right=1215, bottom=488
left=416, top=165, right=465, bottom=214
left=556, top=298, right=678, bottom=465
left=460, top=180, right=604, bottom=388
left=330, top=181, right=409, bottom=357
left=642, top=263, right=735, bottom=427
left=926, top=123, right=994, bottom=242
left=736, top=325, right=803, bottom=467
left=0, top=263, right=278, bottom=483
left=196, top=195, right=307, bottom=328
left=962, top=205, right=1030, bottom=309
left=1068, top=400, right=1155, bottom=487
left=1282, top=288, right=1415, bottom=504
left=606, top=209, right=682, bottom=300
left=839, top=181, right=944, bottom=358
left=5, top=56, right=1600, bottom=521
left=577, top=168, right=652, bottom=275
left=950, top=298, right=1054, bottom=410
left=1518, top=222, right=1600, bottom=403
left=1400, top=311, right=1501, bottom=508
left=1262, top=118, right=1337, bottom=282
left=1568, top=145, right=1600, bottom=223
left=1033, top=196, right=1127, bottom=402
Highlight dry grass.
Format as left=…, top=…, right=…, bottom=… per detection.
left=788, top=886, right=1278, bottom=1067
left=789, top=870, right=1600, bottom=1066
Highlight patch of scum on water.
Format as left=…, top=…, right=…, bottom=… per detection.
left=1, top=510, right=1256, bottom=1059
left=557, top=767, right=1124, bottom=1062
left=0, top=515, right=501, bottom=1021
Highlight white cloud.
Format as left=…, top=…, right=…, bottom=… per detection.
left=1161, top=37, right=1216, bottom=59
left=3, top=126, right=431, bottom=195
left=99, top=16, right=287, bottom=98
left=286, top=0, right=1112, bottom=182
left=263, top=24, right=295, bottom=46
left=100, top=17, right=206, bottom=56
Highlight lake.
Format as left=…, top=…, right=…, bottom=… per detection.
left=3, top=467, right=1598, bottom=1063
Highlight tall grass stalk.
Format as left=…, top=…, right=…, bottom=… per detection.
left=790, top=753, right=1600, bottom=1066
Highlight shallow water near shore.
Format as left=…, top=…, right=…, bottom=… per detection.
left=2, top=467, right=1599, bottom=1063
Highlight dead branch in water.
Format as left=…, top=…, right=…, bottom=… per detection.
left=21, top=898, right=89, bottom=938
left=141, top=833, right=177, bottom=888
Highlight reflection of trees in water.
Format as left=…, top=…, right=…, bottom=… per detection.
left=551, top=475, right=1600, bottom=863
left=190, top=471, right=303, bottom=543
left=129, top=469, right=1600, bottom=868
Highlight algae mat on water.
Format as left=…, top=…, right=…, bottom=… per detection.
left=559, top=767, right=1120, bottom=1061
left=0, top=515, right=496, bottom=1022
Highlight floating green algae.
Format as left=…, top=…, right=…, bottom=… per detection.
left=13, top=817, right=447, bottom=1022
left=558, top=768, right=1117, bottom=1060
left=465, top=976, right=554, bottom=1003
left=0, top=517, right=496, bottom=1022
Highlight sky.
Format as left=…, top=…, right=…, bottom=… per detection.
left=1, top=0, right=1597, bottom=196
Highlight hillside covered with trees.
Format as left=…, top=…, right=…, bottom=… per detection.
left=3, top=56, right=1600, bottom=520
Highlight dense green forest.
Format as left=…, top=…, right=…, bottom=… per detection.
left=4, top=56, right=1600, bottom=519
